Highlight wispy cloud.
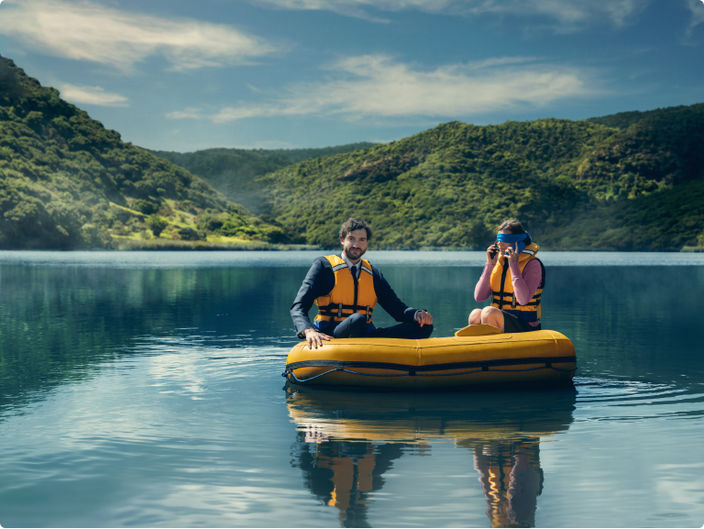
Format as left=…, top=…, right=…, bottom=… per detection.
left=170, top=55, right=596, bottom=123
left=250, top=0, right=452, bottom=22
left=59, top=83, right=129, bottom=107
left=685, top=0, right=704, bottom=37
left=252, top=0, right=646, bottom=28
left=165, top=107, right=205, bottom=120
left=0, top=0, right=278, bottom=71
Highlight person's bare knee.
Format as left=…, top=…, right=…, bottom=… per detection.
left=468, top=308, right=482, bottom=325
left=481, top=306, right=504, bottom=330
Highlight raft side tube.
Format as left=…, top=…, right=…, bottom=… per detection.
left=284, top=330, right=576, bottom=390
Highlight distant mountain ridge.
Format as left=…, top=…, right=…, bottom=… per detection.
left=151, top=143, right=374, bottom=214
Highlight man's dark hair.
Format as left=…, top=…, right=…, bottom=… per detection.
left=339, top=218, right=372, bottom=240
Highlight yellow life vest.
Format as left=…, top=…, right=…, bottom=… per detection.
left=314, top=255, right=378, bottom=324
left=489, top=243, right=544, bottom=322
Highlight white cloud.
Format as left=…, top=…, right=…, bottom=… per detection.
left=170, top=54, right=595, bottom=123
left=212, top=105, right=285, bottom=123
left=308, top=55, right=591, bottom=117
left=252, top=0, right=646, bottom=28
left=0, top=0, right=277, bottom=71
left=685, top=0, right=704, bottom=37
left=165, top=107, right=206, bottom=120
left=58, top=83, right=129, bottom=107
left=251, top=0, right=454, bottom=22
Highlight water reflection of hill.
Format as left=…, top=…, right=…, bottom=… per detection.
left=287, top=386, right=575, bottom=527
left=547, top=265, right=704, bottom=388
left=0, top=265, right=301, bottom=412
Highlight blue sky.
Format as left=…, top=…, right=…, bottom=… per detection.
left=1, top=0, right=703, bottom=152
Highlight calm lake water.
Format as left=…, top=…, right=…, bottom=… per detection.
left=0, top=250, right=703, bottom=528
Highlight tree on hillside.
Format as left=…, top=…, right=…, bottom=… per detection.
left=146, top=215, right=168, bottom=237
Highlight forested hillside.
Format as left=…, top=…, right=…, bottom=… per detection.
left=0, top=55, right=285, bottom=249
left=251, top=105, right=704, bottom=250
left=159, top=103, right=704, bottom=250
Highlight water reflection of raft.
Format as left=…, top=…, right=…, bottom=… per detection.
left=284, top=326, right=576, bottom=390
left=286, top=385, right=576, bottom=442
left=287, top=386, right=576, bottom=528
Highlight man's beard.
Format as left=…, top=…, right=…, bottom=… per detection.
left=344, top=247, right=365, bottom=260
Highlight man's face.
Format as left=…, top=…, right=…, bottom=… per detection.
left=340, top=228, right=368, bottom=263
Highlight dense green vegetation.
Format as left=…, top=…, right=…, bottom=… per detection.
left=0, top=55, right=285, bottom=249
left=161, top=104, right=703, bottom=250
left=250, top=106, right=704, bottom=250
left=2, top=52, right=703, bottom=250
left=152, top=143, right=374, bottom=213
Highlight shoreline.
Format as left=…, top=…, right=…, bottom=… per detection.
left=0, top=243, right=702, bottom=252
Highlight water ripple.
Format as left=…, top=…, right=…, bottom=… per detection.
left=574, top=376, right=704, bottom=421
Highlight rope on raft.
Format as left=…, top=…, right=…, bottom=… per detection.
left=283, top=362, right=575, bottom=384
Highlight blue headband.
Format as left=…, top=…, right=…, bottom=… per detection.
left=497, top=232, right=530, bottom=254
left=496, top=232, right=528, bottom=243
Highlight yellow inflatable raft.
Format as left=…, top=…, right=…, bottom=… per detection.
left=284, top=325, right=576, bottom=390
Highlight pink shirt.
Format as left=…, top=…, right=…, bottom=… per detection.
left=474, top=259, right=543, bottom=326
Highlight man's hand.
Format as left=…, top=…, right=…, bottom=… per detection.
left=414, top=310, right=433, bottom=327
left=304, top=328, right=332, bottom=349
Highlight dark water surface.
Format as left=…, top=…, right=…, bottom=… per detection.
left=0, top=251, right=702, bottom=527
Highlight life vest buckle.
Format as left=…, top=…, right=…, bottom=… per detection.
left=337, top=303, right=343, bottom=318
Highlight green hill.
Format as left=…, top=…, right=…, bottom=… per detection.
left=159, top=103, right=704, bottom=250
left=252, top=105, right=704, bottom=250
left=0, top=55, right=286, bottom=249
left=151, top=143, right=374, bottom=214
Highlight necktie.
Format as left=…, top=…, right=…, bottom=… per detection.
left=352, top=265, right=359, bottom=279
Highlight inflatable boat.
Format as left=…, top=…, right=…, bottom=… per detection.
left=284, top=324, right=576, bottom=390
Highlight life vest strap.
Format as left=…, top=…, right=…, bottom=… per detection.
left=491, top=292, right=541, bottom=307
left=318, top=302, right=371, bottom=311
left=491, top=296, right=541, bottom=304
left=316, top=303, right=374, bottom=321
